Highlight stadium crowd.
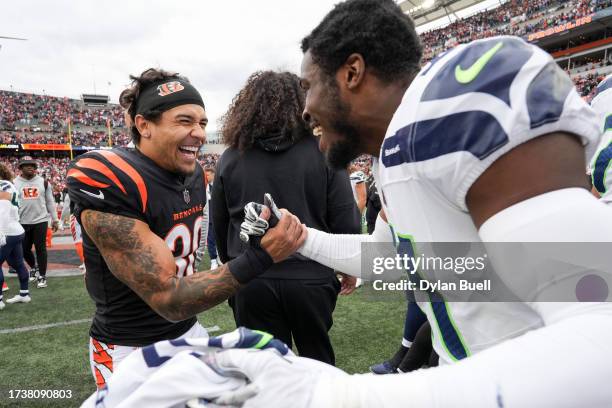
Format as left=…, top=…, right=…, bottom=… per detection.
left=420, top=0, right=612, bottom=61
left=0, top=154, right=221, bottom=197
left=0, top=0, right=610, bottom=188
left=0, top=129, right=130, bottom=147
left=573, top=72, right=608, bottom=97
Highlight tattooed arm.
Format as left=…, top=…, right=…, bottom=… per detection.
left=80, top=209, right=240, bottom=322
left=80, top=208, right=306, bottom=322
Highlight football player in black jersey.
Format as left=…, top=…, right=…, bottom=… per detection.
left=67, top=68, right=306, bottom=388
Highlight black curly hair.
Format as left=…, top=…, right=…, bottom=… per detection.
left=220, top=71, right=308, bottom=151
left=120, top=68, right=189, bottom=145
left=301, top=0, right=422, bottom=83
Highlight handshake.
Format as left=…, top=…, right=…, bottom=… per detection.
left=240, top=193, right=307, bottom=263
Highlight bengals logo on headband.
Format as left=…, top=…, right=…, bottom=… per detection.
left=157, top=81, right=185, bottom=96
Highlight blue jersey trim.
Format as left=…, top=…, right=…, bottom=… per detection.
left=142, top=345, right=172, bottom=368
left=396, top=236, right=470, bottom=361
left=0, top=180, right=12, bottom=192
left=382, top=110, right=508, bottom=168
left=526, top=62, right=572, bottom=129
left=605, top=114, right=612, bottom=133
left=593, top=142, right=612, bottom=194
left=421, top=37, right=533, bottom=107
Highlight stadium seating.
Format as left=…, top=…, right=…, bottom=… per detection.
left=2, top=0, right=611, bottom=191
left=420, top=0, right=612, bottom=62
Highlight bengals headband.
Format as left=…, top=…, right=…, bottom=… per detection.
left=134, top=79, right=205, bottom=115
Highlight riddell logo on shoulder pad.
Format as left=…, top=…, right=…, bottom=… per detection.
left=384, top=145, right=400, bottom=156
left=157, top=81, right=185, bottom=96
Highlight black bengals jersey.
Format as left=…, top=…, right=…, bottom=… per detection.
left=67, top=147, right=206, bottom=347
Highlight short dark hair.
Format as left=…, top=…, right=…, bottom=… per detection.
left=301, top=0, right=422, bottom=83
left=0, top=163, right=13, bottom=181
left=220, top=71, right=308, bottom=151
left=120, top=68, right=189, bottom=145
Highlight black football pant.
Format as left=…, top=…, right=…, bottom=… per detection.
left=229, top=275, right=340, bottom=365
left=398, top=321, right=439, bottom=372
left=21, top=221, right=48, bottom=278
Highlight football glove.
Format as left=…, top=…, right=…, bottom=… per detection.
left=239, top=193, right=282, bottom=243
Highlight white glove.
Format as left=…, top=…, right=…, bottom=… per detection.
left=0, top=231, right=6, bottom=248
left=211, top=348, right=347, bottom=407
left=239, top=193, right=282, bottom=243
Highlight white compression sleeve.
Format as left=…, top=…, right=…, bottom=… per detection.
left=313, top=304, right=612, bottom=408
left=297, top=214, right=394, bottom=279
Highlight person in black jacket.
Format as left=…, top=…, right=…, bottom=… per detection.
left=364, top=174, right=381, bottom=234
left=211, top=71, right=361, bottom=365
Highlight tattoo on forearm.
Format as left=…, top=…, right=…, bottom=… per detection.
left=166, top=265, right=240, bottom=320
left=81, top=210, right=241, bottom=321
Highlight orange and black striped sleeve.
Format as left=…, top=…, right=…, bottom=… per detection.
left=66, top=150, right=148, bottom=224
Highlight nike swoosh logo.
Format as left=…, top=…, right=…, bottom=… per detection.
left=80, top=189, right=104, bottom=200
left=455, top=41, right=503, bottom=84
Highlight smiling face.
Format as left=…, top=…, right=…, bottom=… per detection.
left=137, top=104, right=207, bottom=176
left=300, top=51, right=363, bottom=169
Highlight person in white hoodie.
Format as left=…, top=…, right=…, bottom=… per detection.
left=0, top=163, right=31, bottom=309
left=13, top=156, right=59, bottom=288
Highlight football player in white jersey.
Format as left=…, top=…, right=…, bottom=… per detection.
left=0, top=163, right=31, bottom=308
left=588, top=74, right=612, bottom=203
left=209, top=0, right=612, bottom=406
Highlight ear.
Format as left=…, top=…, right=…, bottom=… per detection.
left=343, top=53, right=366, bottom=91
left=134, top=114, right=151, bottom=139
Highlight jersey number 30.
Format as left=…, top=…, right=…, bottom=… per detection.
left=164, top=216, right=203, bottom=277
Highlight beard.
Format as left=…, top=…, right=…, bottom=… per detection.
left=324, top=85, right=363, bottom=170
left=326, top=120, right=361, bottom=170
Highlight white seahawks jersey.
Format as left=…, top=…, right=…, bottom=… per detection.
left=588, top=74, right=612, bottom=202
left=375, top=36, right=601, bottom=364
left=0, top=180, right=24, bottom=236
left=81, top=328, right=291, bottom=408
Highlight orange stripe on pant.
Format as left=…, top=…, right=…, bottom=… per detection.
left=94, top=366, right=107, bottom=389
left=93, top=349, right=113, bottom=371
left=92, top=338, right=104, bottom=353
left=91, top=338, right=115, bottom=389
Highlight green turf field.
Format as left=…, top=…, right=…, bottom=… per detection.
left=0, top=258, right=406, bottom=407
